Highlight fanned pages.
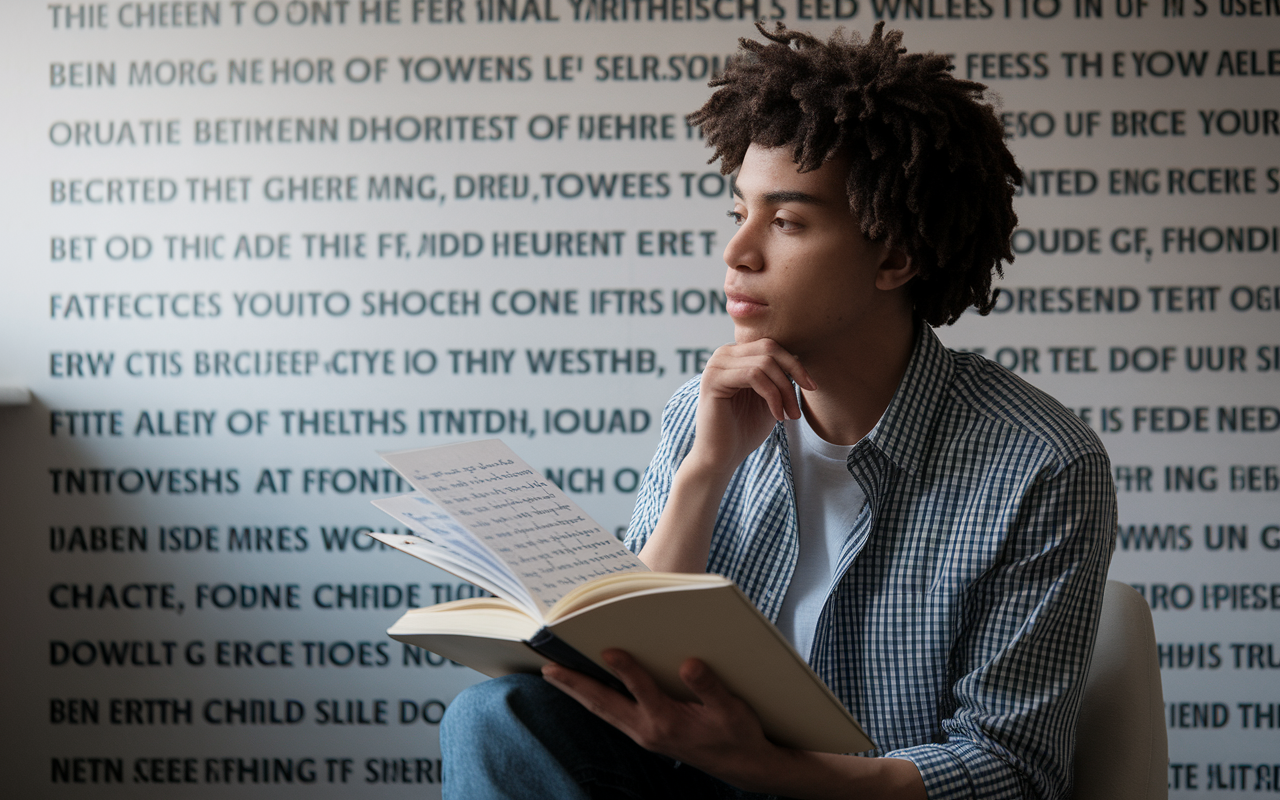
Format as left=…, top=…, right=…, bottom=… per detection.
left=368, top=439, right=875, bottom=755
left=370, top=494, right=538, bottom=617
left=376, top=439, right=647, bottom=618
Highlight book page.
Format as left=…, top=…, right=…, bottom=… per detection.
left=372, top=494, right=538, bottom=616
left=380, top=440, right=647, bottom=613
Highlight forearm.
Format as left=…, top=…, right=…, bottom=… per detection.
left=727, top=747, right=927, bottom=800
left=636, top=455, right=736, bottom=573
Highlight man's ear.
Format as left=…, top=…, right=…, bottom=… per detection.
left=875, top=248, right=917, bottom=291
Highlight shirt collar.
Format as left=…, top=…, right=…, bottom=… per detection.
left=859, top=320, right=954, bottom=478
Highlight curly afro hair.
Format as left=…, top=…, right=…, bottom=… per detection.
left=687, top=21, right=1022, bottom=326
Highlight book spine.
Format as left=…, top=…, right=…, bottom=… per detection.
left=527, top=628, right=632, bottom=698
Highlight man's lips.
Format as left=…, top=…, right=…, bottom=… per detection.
left=725, top=291, right=767, bottom=317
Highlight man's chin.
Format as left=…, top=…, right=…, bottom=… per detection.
left=732, top=324, right=769, bottom=346
left=733, top=324, right=794, bottom=349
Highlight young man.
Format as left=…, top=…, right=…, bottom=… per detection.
left=443, top=22, right=1116, bottom=800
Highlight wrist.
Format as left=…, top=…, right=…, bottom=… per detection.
left=733, top=744, right=807, bottom=794
left=675, top=448, right=739, bottom=486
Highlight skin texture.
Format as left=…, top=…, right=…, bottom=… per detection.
left=542, top=145, right=928, bottom=800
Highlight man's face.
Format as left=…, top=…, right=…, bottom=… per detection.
left=723, top=143, right=895, bottom=358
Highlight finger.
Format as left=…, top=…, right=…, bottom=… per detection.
left=736, top=359, right=799, bottom=421
left=541, top=664, right=639, bottom=730
left=706, top=351, right=800, bottom=420
left=781, top=356, right=817, bottom=392
left=600, top=649, right=673, bottom=710
left=778, top=374, right=802, bottom=422
left=737, top=339, right=816, bottom=392
left=743, top=369, right=789, bottom=421
left=679, top=658, right=739, bottom=714
left=740, top=354, right=801, bottom=421
left=703, top=361, right=785, bottom=420
left=763, top=346, right=816, bottom=393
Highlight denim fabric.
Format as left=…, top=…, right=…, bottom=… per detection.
left=442, top=674, right=779, bottom=800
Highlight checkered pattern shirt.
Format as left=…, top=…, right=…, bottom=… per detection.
left=625, top=323, right=1117, bottom=800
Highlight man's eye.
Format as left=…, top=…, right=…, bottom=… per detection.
left=773, top=217, right=800, bottom=231
left=726, top=210, right=744, bottom=226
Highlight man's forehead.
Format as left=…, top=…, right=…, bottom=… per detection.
left=732, top=145, right=847, bottom=206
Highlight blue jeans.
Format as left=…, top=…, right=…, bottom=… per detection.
left=441, top=674, right=780, bottom=800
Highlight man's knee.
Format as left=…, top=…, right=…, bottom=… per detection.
left=443, top=673, right=573, bottom=742
left=447, top=673, right=548, bottom=715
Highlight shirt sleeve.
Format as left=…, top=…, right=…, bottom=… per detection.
left=623, top=377, right=702, bottom=556
left=885, top=451, right=1118, bottom=800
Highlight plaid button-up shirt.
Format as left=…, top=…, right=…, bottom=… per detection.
left=625, top=323, right=1117, bottom=800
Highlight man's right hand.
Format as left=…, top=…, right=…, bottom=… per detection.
left=686, top=338, right=817, bottom=478
left=636, top=338, right=814, bottom=573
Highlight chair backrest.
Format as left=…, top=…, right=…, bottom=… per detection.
left=1071, top=580, right=1168, bottom=800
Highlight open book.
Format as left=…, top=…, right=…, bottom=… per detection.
left=370, top=439, right=874, bottom=754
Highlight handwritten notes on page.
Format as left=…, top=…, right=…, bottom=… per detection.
left=380, top=440, right=647, bottom=614
left=372, top=493, right=537, bottom=616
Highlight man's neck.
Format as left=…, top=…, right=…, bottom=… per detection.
left=797, top=312, right=918, bottom=447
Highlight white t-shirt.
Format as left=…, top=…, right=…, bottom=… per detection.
left=777, top=412, right=868, bottom=661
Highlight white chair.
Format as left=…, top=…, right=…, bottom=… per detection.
left=1071, top=580, right=1168, bottom=800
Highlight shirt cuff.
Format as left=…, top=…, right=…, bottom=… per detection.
left=885, top=741, right=1026, bottom=800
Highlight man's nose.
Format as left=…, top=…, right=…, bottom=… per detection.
left=723, top=224, right=764, bottom=272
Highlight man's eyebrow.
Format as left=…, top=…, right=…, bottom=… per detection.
left=764, top=190, right=825, bottom=205
left=730, top=185, right=826, bottom=206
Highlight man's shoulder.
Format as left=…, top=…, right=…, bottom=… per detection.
left=647, top=376, right=704, bottom=463
left=669, top=374, right=703, bottom=406
left=940, top=349, right=1108, bottom=469
left=660, top=375, right=703, bottom=427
